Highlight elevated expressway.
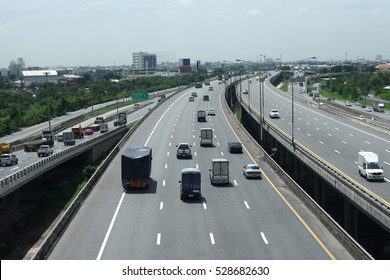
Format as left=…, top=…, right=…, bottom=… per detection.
left=237, top=75, right=390, bottom=257
left=45, top=80, right=359, bottom=259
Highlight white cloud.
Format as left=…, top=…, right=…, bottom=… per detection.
left=295, top=6, right=306, bottom=16
left=247, top=9, right=262, bottom=17
left=0, top=22, right=16, bottom=33
left=177, top=0, right=192, bottom=6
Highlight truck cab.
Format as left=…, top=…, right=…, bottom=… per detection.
left=180, top=168, right=202, bottom=200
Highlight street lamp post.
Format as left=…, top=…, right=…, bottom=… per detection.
left=291, top=56, right=316, bottom=148
left=43, top=71, right=52, bottom=134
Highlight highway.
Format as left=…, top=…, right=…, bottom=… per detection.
left=239, top=75, right=390, bottom=203
left=49, top=80, right=353, bottom=259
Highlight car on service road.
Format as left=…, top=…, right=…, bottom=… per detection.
left=243, top=164, right=262, bottom=178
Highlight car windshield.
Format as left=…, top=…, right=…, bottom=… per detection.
left=179, top=144, right=189, bottom=149
left=249, top=165, right=259, bottom=170
left=367, top=162, right=380, bottom=169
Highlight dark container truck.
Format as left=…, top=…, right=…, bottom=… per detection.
left=121, top=146, right=152, bottom=189
left=180, top=168, right=201, bottom=200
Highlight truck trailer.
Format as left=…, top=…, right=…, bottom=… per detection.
left=209, top=158, right=229, bottom=185
left=24, top=139, right=54, bottom=152
left=121, top=146, right=152, bottom=189
left=200, top=128, right=213, bottom=146
left=63, top=132, right=76, bottom=146
left=358, top=151, right=384, bottom=181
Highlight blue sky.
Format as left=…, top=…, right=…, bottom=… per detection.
left=1, top=0, right=389, bottom=67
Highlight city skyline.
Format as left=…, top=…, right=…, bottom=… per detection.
left=1, top=0, right=390, bottom=68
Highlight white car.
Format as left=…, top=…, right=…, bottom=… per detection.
left=243, top=164, right=262, bottom=179
left=243, top=89, right=248, bottom=94
left=365, top=107, right=372, bottom=112
left=207, top=108, right=216, bottom=115
left=269, top=109, right=280, bottom=118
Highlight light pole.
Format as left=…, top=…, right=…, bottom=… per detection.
left=291, top=56, right=316, bottom=148
left=43, top=71, right=52, bottom=134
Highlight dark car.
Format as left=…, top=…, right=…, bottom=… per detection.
left=228, top=141, right=243, bottom=153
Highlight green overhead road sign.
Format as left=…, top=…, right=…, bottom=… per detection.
left=132, top=92, right=149, bottom=100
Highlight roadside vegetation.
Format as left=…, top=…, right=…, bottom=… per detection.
left=0, top=69, right=222, bottom=137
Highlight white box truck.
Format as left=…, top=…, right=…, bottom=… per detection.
left=209, top=158, right=229, bottom=185
left=358, top=151, right=384, bottom=181
left=200, top=128, right=213, bottom=146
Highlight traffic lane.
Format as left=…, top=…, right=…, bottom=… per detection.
left=49, top=90, right=190, bottom=259
left=261, top=84, right=390, bottom=199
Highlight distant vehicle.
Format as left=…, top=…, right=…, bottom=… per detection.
left=209, top=158, right=229, bottom=185
left=207, top=108, right=216, bottom=115
left=158, top=94, right=166, bottom=102
left=373, top=101, right=385, bottom=112
left=180, top=168, right=202, bottom=200
left=204, top=79, right=210, bottom=86
left=243, top=89, right=248, bottom=94
left=203, top=94, right=209, bottom=101
left=121, top=146, right=152, bottom=189
left=55, top=134, right=63, bottom=142
left=189, top=96, right=195, bottom=102
left=71, top=124, right=84, bottom=139
left=209, top=86, right=213, bottom=91
left=355, top=102, right=361, bottom=106
left=197, top=110, right=206, bottom=122
left=63, top=132, right=75, bottom=146
left=84, top=128, right=94, bottom=136
left=358, top=151, right=384, bottom=181
left=100, top=123, right=109, bottom=133
left=37, top=145, right=53, bottom=157
left=176, top=143, right=192, bottom=159
left=345, top=101, right=352, bottom=106
left=228, top=141, right=243, bottom=153
left=243, top=164, right=262, bottom=179
left=195, top=83, right=202, bottom=88
left=360, top=104, right=366, bottom=108
left=94, top=117, right=105, bottom=124
left=191, top=92, right=197, bottom=97
left=358, top=115, right=366, bottom=122
left=0, top=153, right=18, bottom=166
left=200, top=128, right=213, bottom=146
left=365, top=107, right=372, bottom=112
left=134, top=103, right=140, bottom=107
left=24, top=138, right=54, bottom=152
left=88, top=123, right=101, bottom=132
left=0, top=143, right=12, bottom=154
left=269, top=109, right=280, bottom=118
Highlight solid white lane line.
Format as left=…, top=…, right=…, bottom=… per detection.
left=383, top=161, right=390, bottom=166
left=96, top=192, right=125, bottom=260
left=386, top=150, right=390, bottom=153
left=160, top=201, right=164, bottom=210
left=209, top=233, right=215, bottom=245
left=157, top=233, right=161, bottom=245
left=244, top=201, right=250, bottom=209
left=260, top=232, right=269, bottom=244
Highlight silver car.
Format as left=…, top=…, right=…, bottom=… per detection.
left=0, top=153, right=18, bottom=166
left=243, top=164, right=262, bottom=179
left=176, top=143, right=192, bottom=159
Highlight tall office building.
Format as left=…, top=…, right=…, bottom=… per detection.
left=132, top=52, right=157, bottom=70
